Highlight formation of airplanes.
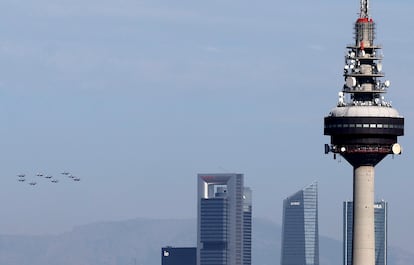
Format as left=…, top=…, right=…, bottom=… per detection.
left=16, top=171, right=81, bottom=186
left=66, top=174, right=81, bottom=181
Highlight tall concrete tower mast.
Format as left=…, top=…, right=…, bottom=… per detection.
left=324, top=1, right=404, bottom=265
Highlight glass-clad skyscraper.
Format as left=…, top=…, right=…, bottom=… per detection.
left=197, top=173, right=252, bottom=265
left=281, top=182, right=319, bottom=265
left=343, top=200, right=387, bottom=265
left=243, top=187, right=252, bottom=265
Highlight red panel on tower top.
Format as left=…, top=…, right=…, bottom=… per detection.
left=357, top=18, right=374, bottom=23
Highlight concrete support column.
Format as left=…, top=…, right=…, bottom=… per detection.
left=352, top=165, right=375, bottom=265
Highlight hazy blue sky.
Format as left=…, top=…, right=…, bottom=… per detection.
left=0, top=0, right=413, bottom=253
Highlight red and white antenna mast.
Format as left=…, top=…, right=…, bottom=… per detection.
left=360, top=0, right=369, bottom=18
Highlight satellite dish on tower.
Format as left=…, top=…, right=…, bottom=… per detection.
left=377, top=63, right=382, bottom=72
left=392, top=143, right=402, bottom=155
left=346, top=77, right=357, bottom=88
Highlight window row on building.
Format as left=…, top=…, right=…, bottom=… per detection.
left=325, top=123, right=403, bottom=129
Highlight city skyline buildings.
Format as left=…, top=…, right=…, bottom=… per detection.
left=197, top=173, right=251, bottom=265
left=344, top=200, right=388, bottom=265
left=281, top=182, right=319, bottom=265
left=162, top=247, right=197, bottom=265
left=1, top=0, right=412, bottom=254
left=243, top=187, right=252, bottom=265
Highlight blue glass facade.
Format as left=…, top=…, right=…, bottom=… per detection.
left=281, top=182, right=319, bottom=265
left=343, top=201, right=387, bottom=265
left=243, top=187, right=252, bottom=265
left=162, top=247, right=196, bottom=265
left=200, top=198, right=228, bottom=265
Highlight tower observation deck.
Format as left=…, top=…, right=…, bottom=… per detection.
left=324, top=1, right=403, bottom=265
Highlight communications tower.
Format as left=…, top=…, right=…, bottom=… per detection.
left=324, top=1, right=404, bottom=265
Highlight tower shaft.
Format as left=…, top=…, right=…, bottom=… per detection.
left=353, top=166, right=375, bottom=265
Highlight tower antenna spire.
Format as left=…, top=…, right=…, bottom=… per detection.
left=360, top=0, right=369, bottom=18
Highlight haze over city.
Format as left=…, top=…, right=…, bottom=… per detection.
left=0, top=0, right=412, bottom=257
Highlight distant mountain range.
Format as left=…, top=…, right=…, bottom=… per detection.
left=0, top=218, right=411, bottom=265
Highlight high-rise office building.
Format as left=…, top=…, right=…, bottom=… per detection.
left=243, top=187, right=252, bottom=265
left=281, top=182, right=319, bottom=265
left=197, top=173, right=251, bottom=265
left=343, top=201, right=388, bottom=265
left=162, top=247, right=197, bottom=265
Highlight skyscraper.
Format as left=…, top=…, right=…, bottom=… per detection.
left=344, top=201, right=388, bottom=265
left=243, top=187, right=252, bottom=265
left=281, top=182, right=319, bottom=265
left=197, top=173, right=251, bottom=265
left=162, top=247, right=197, bottom=265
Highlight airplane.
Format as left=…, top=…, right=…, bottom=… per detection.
left=18, top=178, right=26, bottom=182
left=29, top=182, right=37, bottom=185
left=45, top=175, right=53, bottom=179
left=36, top=173, right=44, bottom=177
left=51, top=179, right=59, bottom=183
left=61, top=172, right=70, bottom=176
left=73, top=177, right=81, bottom=182
left=17, top=174, right=26, bottom=178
